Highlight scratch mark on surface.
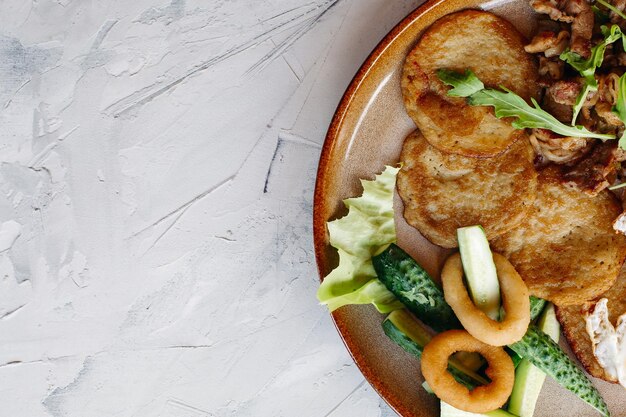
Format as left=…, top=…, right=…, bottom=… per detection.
left=103, top=0, right=342, bottom=117
left=246, top=0, right=343, bottom=76
left=0, top=360, right=40, bottom=369
left=282, top=55, right=303, bottom=83
left=0, top=304, right=26, bottom=321
left=140, top=205, right=190, bottom=255
left=278, top=130, right=322, bottom=148
left=263, top=130, right=320, bottom=193
left=3, top=79, right=31, bottom=108
left=128, top=175, right=233, bottom=239
left=214, top=235, right=235, bottom=242
left=57, top=125, right=80, bottom=140
left=91, top=20, right=118, bottom=50
left=160, top=344, right=214, bottom=350
left=161, top=398, right=210, bottom=417
left=321, top=380, right=367, bottom=417
left=262, top=3, right=313, bottom=23
left=80, top=19, right=119, bottom=71
left=263, top=138, right=281, bottom=194
left=288, top=0, right=353, bottom=128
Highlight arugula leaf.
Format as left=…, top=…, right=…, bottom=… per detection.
left=560, top=24, right=622, bottom=124
left=596, top=0, right=626, bottom=22
left=437, top=69, right=484, bottom=97
left=613, top=72, right=626, bottom=150
left=592, top=4, right=611, bottom=23
left=436, top=69, right=616, bottom=140
left=317, top=165, right=404, bottom=313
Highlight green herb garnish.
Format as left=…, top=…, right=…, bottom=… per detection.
left=613, top=72, right=626, bottom=149
left=560, top=24, right=623, bottom=125
left=609, top=182, right=626, bottom=190
left=592, top=4, right=611, bottom=22
left=439, top=69, right=485, bottom=97
left=437, top=69, right=616, bottom=140
left=596, top=0, right=626, bottom=20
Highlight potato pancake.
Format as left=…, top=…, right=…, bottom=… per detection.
left=492, top=167, right=626, bottom=306
left=402, top=10, right=540, bottom=157
left=556, top=266, right=626, bottom=383
left=397, top=130, right=537, bottom=248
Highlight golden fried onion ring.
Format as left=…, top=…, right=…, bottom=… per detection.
left=421, top=330, right=515, bottom=413
left=442, top=253, right=530, bottom=346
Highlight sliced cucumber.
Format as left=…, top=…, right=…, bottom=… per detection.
left=374, top=244, right=461, bottom=331
left=383, top=310, right=432, bottom=358
left=377, top=244, right=606, bottom=416
left=423, top=380, right=434, bottom=394
left=383, top=310, right=488, bottom=388
left=536, top=303, right=560, bottom=339
left=441, top=401, right=518, bottom=417
left=457, top=226, right=501, bottom=320
left=529, top=296, right=547, bottom=322
left=508, top=304, right=560, bottom=417
left=509, top=325, right=609, bottom=417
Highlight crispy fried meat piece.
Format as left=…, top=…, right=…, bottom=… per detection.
left=530, top=0, right=593, bottom=58
left=595, top=73, right=623, bottom=126
left=539, top=56, right=565, bottom=81
left=530, top=0, right=574, bottom=22
left=617, top=52, right=626, bottom=66
left=543, top=94, right=574, bottom=122
left=530, top=128, right=592, bottom=165
left=563, top=141, right=619, bottom=195
left=547, top=79, right=582, bottom=105
left=542, top=86, right=573, bottom=122
left=525, top=30, right=570, bottom=56
left=564, top=0, right=594, bottom=58
left=596, top=102, right=624, bottom=126
left=546, top=78, right=601, bottom=110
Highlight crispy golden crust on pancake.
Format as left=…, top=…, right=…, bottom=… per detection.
left=402, top=10, right=540, bottom=157
left=492, top=166, right=626, bottom=305
left=397, top=131, right=537, bottom=248
left=556, top=266, right=626, bottom=383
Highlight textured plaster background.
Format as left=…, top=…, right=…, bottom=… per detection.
left=0, top=1, right=424, bottom=416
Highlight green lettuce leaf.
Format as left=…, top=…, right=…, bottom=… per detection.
left=317, top=165, right=404, bottom=313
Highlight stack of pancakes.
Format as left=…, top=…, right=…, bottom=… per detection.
left=399, top=10, right=626, bottom=382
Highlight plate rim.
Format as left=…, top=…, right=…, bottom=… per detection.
left=312, top=1, right=455, bottom=415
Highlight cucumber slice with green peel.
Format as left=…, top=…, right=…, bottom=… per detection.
left=508, top=304, right=560, bottom=417
left=529, top=296, right=547, bottom=322
left=377, top=245, right=606, bottom=416
left=385, top=310, right=485, bottom=374
left=374, top=244, right=461, bottom=331
left=509, top=325, right=609, bottom=417
left=457, top=226, right=501, bottom=320
left=536, top=303, right=560, bottom=339
left=383, top=310, right=432, bottom=358
left=383, top=310, right=488, bottom=388
left=441, top=401, right=518, bottom=417
left=507, top=297, right=546, bottom=369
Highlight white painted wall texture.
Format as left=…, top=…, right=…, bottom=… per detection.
left=0, top=1, right=424, bottom=416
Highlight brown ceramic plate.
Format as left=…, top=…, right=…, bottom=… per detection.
left=313, top=0, right=626, bottom=416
